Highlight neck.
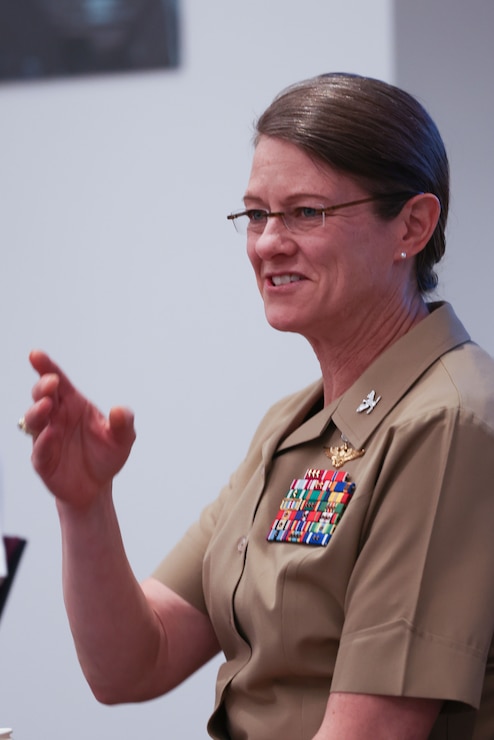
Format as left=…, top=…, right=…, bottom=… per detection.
left=309, top=296, right=429, bottom=405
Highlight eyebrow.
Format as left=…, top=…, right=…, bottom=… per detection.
left=242, top=192, right=332, bottom=205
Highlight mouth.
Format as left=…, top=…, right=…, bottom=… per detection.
left=270, top=274, right=303, bottom=286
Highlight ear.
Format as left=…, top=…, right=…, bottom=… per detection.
left=393, top=193, right=441, bottom=262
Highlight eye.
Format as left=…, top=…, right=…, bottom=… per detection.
left=292, top=206, right=322, bottom=220
left=246, top=209, right=268, bottom=223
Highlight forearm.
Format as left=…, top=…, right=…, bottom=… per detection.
left=57, top=489, right=166, bottom=703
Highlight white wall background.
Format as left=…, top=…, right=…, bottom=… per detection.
left=0, top=0, right=491, bottom=738
left=394, top=0, right=494, bottom=354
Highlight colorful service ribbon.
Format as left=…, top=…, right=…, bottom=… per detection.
left=267, top=468, right=356, bottom=547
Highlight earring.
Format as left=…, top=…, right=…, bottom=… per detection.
left=400, top=252, right=407, bottom=260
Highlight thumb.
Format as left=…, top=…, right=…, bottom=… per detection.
left=108, top=406, right=136, bottom=448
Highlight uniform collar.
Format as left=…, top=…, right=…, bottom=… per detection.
left=277, top=302, right=470, bottom=453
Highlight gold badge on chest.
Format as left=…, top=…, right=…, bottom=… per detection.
left=324, top=437, right=365, bottom=469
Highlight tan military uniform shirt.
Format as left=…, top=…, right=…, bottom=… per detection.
left=154, top=303, right=494, bottom=740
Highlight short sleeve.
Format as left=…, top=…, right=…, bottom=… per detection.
left=332, top=407, right=494, bottom=709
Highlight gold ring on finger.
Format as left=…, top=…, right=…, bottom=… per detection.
left=17, top=416, right=33, bottom=436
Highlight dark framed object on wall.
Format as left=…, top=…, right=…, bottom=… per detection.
left=0, top=537, right=27, bottom=621
left=0, top=0, right=181, bottom=83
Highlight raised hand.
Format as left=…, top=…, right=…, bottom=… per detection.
left=22, top=350, right=136, bottom=509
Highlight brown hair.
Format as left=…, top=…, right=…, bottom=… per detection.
left=255, top=73, right=449, bottom=294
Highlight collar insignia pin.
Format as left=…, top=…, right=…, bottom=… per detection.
left=356, top=390, right=381, bottom=415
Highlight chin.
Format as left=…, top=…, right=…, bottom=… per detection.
left=264, top=310, right=306, bottom=335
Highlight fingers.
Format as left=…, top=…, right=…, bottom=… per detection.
left=23, top=351, right=136, bottom=455
left=32, top=372, right=60, bottom=403
left=18, top=396, right=55, bottom=443
left=27, top=369, right=60, bottom=438
left=29, top=349, right=61, bottom=375
left=18, top=352, right=70, bottom=444
left=29, top=350, right=75, bottom=396
left=29, top=349, right=58, bottom=376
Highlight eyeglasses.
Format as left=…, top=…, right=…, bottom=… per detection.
left=227, top=192, right=417, bottom=236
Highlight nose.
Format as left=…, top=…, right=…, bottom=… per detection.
left=249, top=216, right=297, bottom=261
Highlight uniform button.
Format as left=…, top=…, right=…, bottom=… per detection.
left=237, top=536, right=247, bottom=552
